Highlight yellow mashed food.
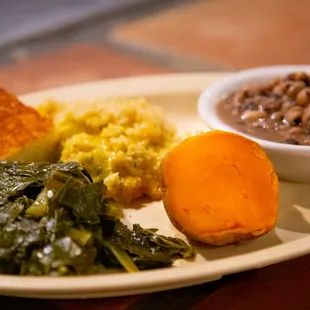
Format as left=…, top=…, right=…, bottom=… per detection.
left=39, top=97, right=178, bottom=203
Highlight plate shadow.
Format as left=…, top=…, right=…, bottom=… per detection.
left=191, top=229, right=283, bottom=261
left=277, top=181, right=310, bottom=233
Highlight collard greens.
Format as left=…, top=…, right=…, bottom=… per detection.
left=0, top=161, right=195, bottom=276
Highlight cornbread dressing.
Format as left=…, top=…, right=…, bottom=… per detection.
left=39, top=98, right=178, bottom=203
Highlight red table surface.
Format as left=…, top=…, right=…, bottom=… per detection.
left=0, top=44, right=310, bottom=310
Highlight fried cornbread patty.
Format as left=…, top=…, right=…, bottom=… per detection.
left=0, top=88, right=57, bottom=161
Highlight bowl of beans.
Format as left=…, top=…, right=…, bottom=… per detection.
left=198, top=65, right=310, bottom=183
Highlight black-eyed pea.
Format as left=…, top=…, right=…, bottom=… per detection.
left=296, top=88, right=310, bottom=106
left=269, top=77, right=281, bottom=89
left=278, top=81, right=295, bottom=94
left=284, top=106, right=303, bottom=123
left=287, top=81, right=306, bottom=97
left=272, top=83, right=286, bottom=95
left=295, top=72, right=308, bottom=81
left=288, top=72, right=308, bottom=82
left=241, top=110, right=267, bottom=121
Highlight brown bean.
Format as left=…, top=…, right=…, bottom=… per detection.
left=273, top=80, right=305, bottom=98
left=286, top=81, right=306, bottom=97
left=289, top=126, right=303, bottom=136
left=284, top=106, right=303, bottom=123
left=281, top=101, right=295, bottom=113
left=287, top=71, right=308, bottom=82
left=259, top=98, right=281, bottom=111
left=272, top=83, right=287, bottom=95
left=273, top=81, right=294, bottom=95
left=269, top=77, right=281, bottom=89
left=302, top=105, right=310, bottom=132
left=241, top=110, right=267, bottom=121
left=296, top=87, right=310, bottom=106
left=295, top=72, right=308, bottom=81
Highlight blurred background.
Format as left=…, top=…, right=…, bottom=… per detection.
left=0, top=0, right=308, bottom=94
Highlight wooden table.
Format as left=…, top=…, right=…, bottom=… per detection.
left=0, top=45, right=310, bottom=310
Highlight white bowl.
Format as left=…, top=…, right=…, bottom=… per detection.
left=198, top=65, right=310, bottom=183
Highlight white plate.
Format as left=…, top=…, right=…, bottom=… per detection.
left=2, top=73, right=310, bottom=299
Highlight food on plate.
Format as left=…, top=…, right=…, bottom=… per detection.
left=161, top=130, right=279, bottom=246
left=0, top=161, right=195, bottom=276
left=0, top=82, right=282, bottom=278
left=217, top=71, right=310, bottom=145
left=38, top=97, right=178, bottom=204
left=0, top=88, right=57, bottom=162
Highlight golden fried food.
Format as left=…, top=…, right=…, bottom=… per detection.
left=0, top=88, right=57, bottom=161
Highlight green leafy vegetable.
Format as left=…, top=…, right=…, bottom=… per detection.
left=0, top=160, right=195, bottom=276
